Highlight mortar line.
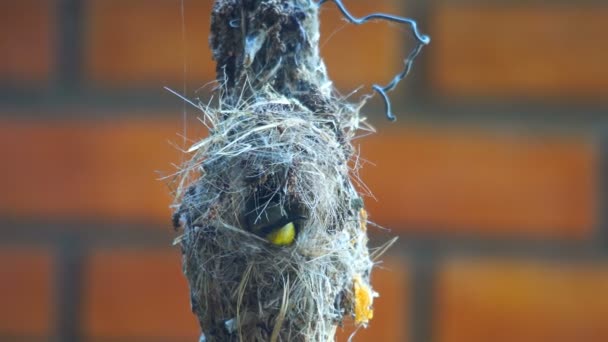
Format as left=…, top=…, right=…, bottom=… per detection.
left=596, top=133, right=608, bottom=251
left=56, top=0, right=85, bottom=92
left=407, top=246, right=438, bottom=342
left=56, top=234, right=84, bottom=342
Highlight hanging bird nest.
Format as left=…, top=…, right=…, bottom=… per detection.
left=173, top=87, right=374, bottom=341
left=170, top=0, right=428, bottom=341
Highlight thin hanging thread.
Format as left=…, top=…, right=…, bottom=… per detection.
left=180, top=0, right=189, bottom=161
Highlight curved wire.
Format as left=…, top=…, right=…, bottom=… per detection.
left=317, top=0, right=430, bottom=121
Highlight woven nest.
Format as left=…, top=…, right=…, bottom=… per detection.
left=172, top=86, right=382, bottom=341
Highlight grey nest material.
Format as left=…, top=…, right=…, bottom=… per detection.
left=172, top=88, right=381, bottom=341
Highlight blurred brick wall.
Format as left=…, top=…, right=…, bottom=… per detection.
left=1, top=1, right=607, bottom=341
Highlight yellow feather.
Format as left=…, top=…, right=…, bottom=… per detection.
left=266, top=222, right=296, bottom=246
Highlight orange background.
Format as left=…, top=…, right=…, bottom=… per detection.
left=1, top=0, right=607, bottom=341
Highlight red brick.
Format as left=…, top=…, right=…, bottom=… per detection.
left=319, top=0, right=404, bottom=90
left=359, top=126, right=597, bottom=238
left=82, top=250, right=407, bottom=341
left=82, top=248, right=199, bottom=339
left=85, top=0, right=215, bottom=86
left=436, top=258, right=608, bottom=342
left=0, top=119, right=597, bottom=238
left=0, top=0, right=54, bottom=83
left=0, top=247, right=54, bottom=337
left=85, top=0, right=408, bottom=90
left=0, top=116, right=198, bottom=224
left=337, top=258, right=409, bottom=342
left=430, top=6, right=608, bottom=98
